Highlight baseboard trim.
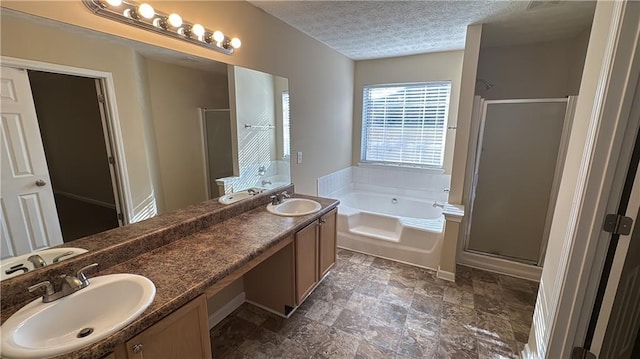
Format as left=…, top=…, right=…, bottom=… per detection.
left=521, top=342, right=535, bottom=359
left=54, top=191, right=116, bottom=209
left=245, top=299, right=292, bottom=319
left=459, top=251, right=542, bottom=281
left=436, top=266, right=456, bottom=282
left=208, top=292, right=245, bottom=329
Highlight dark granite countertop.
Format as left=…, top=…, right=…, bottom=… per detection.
left=0, top=191, right=338, bottom=359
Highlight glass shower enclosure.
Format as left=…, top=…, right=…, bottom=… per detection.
left=466, top=98, right=574, bottom=265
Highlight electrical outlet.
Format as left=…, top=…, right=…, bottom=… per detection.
left=297, top=151, right=303, bottom=164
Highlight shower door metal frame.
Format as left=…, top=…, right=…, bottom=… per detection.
left=463, top=97, right=572, bottom=267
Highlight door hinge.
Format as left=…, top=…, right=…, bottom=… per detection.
left=571, top=347, right=596, bottom=359
left=117, top=213, right=124, bottom=221
left=108, top=156, right=115, bottom=165
left=97, top=94, right=106, bottom=103
left=603, top=213, right=633, bottom=235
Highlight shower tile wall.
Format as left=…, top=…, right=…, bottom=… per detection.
left=318, top=166, right=450, bottom=200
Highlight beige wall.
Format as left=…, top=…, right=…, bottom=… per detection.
left=29, top=72, right=115, bottom=205
left=144, top=58, right=228, bottom=212
left=1, top=13, right=156, bottom=221
left=1, top=1, right=354, bottom=196
left=352, top=51, right=464, bottom=174
left=441, top=24, right=483, bottom=274
left=476, top=34, right=590, bottom=100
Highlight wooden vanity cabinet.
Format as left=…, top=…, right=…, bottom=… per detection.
left=295, top=220, right=319, bottom=303
left=112, top=295, right=211, bottom=359
left=295, top=208, right=337, bottom=304
left=318, top=209, right=337, bottom=278
left=236, top=207, right=338, bottom=316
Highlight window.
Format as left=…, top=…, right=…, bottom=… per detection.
left=282, top=91, right=290, bottom=158
left=361, top=82, right=451, bottom=168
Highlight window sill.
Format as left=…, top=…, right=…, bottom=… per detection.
left=357, top=162, right=445, bottom=174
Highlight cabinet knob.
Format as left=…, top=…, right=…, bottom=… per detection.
left=132, top=343, right=143, bottom=354
left=319, top=218, right=326, bottom=224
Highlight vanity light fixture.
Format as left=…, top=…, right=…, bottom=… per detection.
left=82, top=0, right=241, bottom=55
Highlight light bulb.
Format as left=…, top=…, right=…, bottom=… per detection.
left=168, top=13, right=182, bottom=28
left=123, top=8, right=136, bottom=19
left=192, top=24, right=205, bottom=38
left=213, top=31, right=224, bottom=43
left=105, top=0, right=122, bottom=6
left=230, top=38, right=241, bottom=49
left=152, top=18, right=165, bottom=28
left=138, top=3, right=155, bottom=19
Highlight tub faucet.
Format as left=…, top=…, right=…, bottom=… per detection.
left=28, top=263, right=98, bottom=303
left=433, top=201, right=445, bottom=209
left=27, top=254, right=47, bottom=268
left=261, top=179, right=272, bottom=186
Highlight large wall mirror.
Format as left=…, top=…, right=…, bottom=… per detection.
left=0, top=9, right=290, bottom=280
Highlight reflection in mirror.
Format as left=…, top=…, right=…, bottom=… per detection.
left=0, top=248, right=88, bottom=281
left=0, top=10, right=290, bottom=280
left=215, top=67, right=291, bottom=195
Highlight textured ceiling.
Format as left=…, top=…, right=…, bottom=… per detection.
left=249, top=1, right=596, bottom=60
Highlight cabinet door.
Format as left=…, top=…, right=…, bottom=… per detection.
left=295, top=221, right=318, bottom=304
left=125, top=295, right=212, bottom=359
left=319, top=209, right=337, bottom=278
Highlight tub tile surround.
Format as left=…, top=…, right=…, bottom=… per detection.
left=319, top=166, right=462, bottom=277
left=0, top=184, right=340, bottom=359
left=318, top=165, right=451, bottom=201
left=211, top=249, right=538, bottom=359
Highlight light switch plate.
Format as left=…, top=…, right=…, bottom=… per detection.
left=297, top=151, right=303, bottom=164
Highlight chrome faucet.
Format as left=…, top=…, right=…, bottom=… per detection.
left=28, top=263, right=98, bottom=303
left=52, top=251, right=74, bottom=264
left=27, top=254, right=47, bottom=269
left=270, top=190, right=290, bottom=205
left=433, top=201, right=445, bottom=209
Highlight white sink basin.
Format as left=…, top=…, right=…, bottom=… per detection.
left=218, top=189, right=258, bottom=205
left=267, top=198, right=322, bottom=217
left=0, top=274, right=156, bottom=359
left=1, top=248, right=89, bottom=281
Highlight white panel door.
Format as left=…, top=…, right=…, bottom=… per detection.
left=1, top=66, right=63, bottom=258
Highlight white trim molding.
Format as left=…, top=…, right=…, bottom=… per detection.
left=0, top=55, right=134, bottom=224
left=54, top=191, right=116, bottom=210
left=208, top=292, right=245, bottom=329
left=436, top=266, right=456, bottom=282
left=459, top=251, right=541, bottom=282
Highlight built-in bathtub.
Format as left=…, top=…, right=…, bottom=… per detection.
left=336, top=189, right=444, bottom=270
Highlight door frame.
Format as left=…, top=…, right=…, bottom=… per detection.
left=1, top=56, right=131, bottom=225
left=523, top=0, right=640, bottom=357
left=589, top=118, right=640, bottom=356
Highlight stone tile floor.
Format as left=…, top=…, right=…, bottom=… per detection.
left=210, top=249, right=538, bottom=358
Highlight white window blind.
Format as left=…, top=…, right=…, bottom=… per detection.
left=361, top=82, right=451, bottom=167
left=282, top=91, right=290, bottom=158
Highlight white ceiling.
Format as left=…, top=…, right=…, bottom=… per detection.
left=249, top=0, right=597, bottom=60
